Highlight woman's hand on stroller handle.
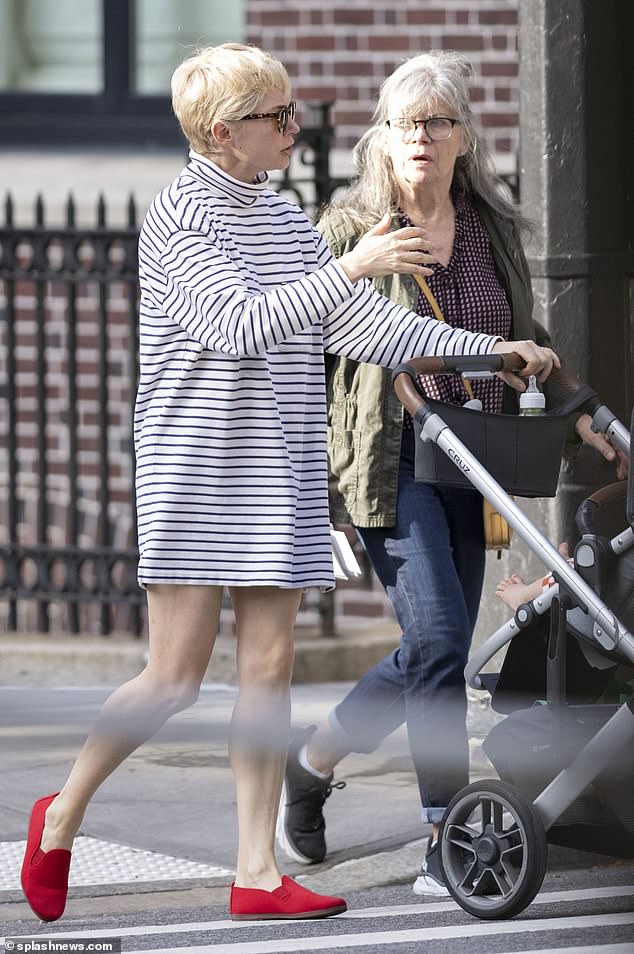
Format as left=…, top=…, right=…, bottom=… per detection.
left=490, top=339, right=560, bottom=387
left=575, top=413, right=629, bottom=479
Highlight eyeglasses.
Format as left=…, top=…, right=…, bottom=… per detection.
left=386, top=116, right=459, bottom=142
left=239, top=100, right=297, bottom=134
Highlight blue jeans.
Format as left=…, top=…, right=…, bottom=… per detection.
left=329, top=428, right=485, bottom=823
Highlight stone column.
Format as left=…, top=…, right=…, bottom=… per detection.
left=474, top=0, right=634, bottom=646
left=517, top=0, right=634, bottom=555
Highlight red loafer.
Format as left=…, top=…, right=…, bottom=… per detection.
left=21, top=793, right=72, bottom=922
left=230, top=875, right=347, bottom=920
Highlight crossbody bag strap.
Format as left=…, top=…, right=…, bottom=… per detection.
left=412, top=274, right=475, bottom=400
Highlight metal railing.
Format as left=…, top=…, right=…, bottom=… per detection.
left=0, top=193, right=142, bottom=635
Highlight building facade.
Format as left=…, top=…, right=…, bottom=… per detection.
left=1, top=0, right=520, bottom=162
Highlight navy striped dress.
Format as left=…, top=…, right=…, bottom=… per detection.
left=135, top=151, right=497, bottom=589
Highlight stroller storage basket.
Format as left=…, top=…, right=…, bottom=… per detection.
left=414, top=397, right=568, bottom=497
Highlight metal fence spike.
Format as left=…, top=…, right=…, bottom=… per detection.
left=97, top=193, right=107, bottom=226
left=66, top=194, right=76, bottom=227
left=4, top=192, right=14, bottom=225
left=35, top=194, right=45, bottom=226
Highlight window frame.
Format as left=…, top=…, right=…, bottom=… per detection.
left=0, top=0, right=184, bottom=148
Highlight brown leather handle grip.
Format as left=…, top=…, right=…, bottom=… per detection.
left=395, top=352, right=525, bottom=377
left=392, top=354, right=590, bottom=420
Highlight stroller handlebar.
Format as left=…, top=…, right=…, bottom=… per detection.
left=391, top=354, right=599, bottom=420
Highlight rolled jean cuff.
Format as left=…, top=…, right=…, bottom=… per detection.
left=422, top=807, right=446, bottom=825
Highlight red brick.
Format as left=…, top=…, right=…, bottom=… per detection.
left=296, top=35, right=336, bottom=52
left=441, top=33, right=485, bottom=51
left=405, top=10, right=447, bottom=25
left=334, top=108, right=375, bottom=125
left=492, top=34, right=510, bottom=50
left=333, top=10, right=376, bottom=26
left=481, top=111, right=517, bottom=127
left=367, top=36, right=411, bottom=52
left=296, top=84, right=338, bottom=101
left=481, top=62, right=518, bottom=77
left=333, top=60, right=375, bottom=77
left=479, top=9, right=517, bottom=26
left=253, top=9, right=300, bottom=27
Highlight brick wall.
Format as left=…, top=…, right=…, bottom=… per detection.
left=247, top=0, right=519, bottom=160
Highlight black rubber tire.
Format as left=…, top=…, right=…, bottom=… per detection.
left=438, top=778, right=548, bottom=920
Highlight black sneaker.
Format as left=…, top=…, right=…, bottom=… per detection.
left=276, top=725, right=345, bottom=865
left=412, top=836, right=450, bottom=897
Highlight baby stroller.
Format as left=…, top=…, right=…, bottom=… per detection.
left=393, top=354, right=634, bottom=920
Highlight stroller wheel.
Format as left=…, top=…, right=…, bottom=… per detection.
left=439, top=779, right=547, bottom=920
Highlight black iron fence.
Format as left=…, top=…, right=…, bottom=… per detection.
left=0, top=193, right=142, bottom=635
left=0, top=109, right=348, bottom=637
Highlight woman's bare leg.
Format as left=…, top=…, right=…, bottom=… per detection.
left=41, top=584, right=223, bottom=853
left=229, top=585, right=301, bottom=891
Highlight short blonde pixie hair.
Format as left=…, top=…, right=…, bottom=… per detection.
left=171, top=43, right=292, bottom=155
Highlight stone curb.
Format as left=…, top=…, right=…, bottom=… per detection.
left=0, top=626, right=402, bottom=687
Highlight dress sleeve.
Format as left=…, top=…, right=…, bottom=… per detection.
left=322, top=270, right=499, bottom=367
left=157, top=229, right=356, bottom=356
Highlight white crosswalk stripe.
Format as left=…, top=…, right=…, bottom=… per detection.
left=133, top=914, right=634, bottom=954
left=5, top=884, right=633, bottom=944
left=3, top=884, right=633, bottom=953
left=496, top=947, right=633, bottom=954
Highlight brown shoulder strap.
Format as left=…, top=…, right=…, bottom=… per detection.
left=411, top=274, right=475, bottom=400
left=413, top=274, right=445, bottom=323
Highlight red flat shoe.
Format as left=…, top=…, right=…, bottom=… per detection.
left=21, top=793, right=72, bottom=922
left=230, top=875, right=347, bottom=920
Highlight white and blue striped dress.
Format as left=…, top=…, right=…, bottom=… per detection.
left=134, top=151, right=497, bottom=589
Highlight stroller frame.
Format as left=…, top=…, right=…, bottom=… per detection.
left=393, top=353, right=634, bottom=919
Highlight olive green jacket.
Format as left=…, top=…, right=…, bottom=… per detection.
left=321, top=198, right=555, bottom=527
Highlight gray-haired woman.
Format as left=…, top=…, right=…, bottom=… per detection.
left=278, top=49, right=619, bottom=895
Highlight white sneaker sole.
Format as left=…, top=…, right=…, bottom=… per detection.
left=412, top=872, right=450, bottom=897
left=275, top=781, right=321, bottom=866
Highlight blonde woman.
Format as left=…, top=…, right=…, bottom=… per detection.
left=20, top=44, right=557, bottom=923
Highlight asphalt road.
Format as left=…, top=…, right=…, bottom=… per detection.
left=1, top=684, right=633, bottom=953
left=2, top=873, right=634, bottom=954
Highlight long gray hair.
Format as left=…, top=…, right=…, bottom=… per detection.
left=319, top=50, right=530, bottom=237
